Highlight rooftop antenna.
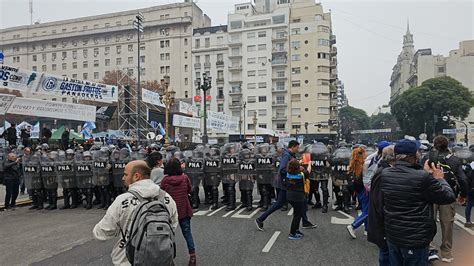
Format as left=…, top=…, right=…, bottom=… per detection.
left=29, top=0, right=33, bottom=25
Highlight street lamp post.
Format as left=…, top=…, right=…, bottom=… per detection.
left=133, top=12, right=144, bottom=144
left=159, top=75, right=175, bottom=147
left=195, top=73, right=212, bottom=144
left=239, top=101, right=246, bottom=142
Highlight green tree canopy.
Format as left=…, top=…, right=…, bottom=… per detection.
left=392, top=76, right=474, bottom=137
left=369, top=112, right=398, bottom=129
left=339, top=106, right=370, bottom=142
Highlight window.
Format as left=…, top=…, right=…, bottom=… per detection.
left=276, top=123, right=285, bottom=130
left=247, top=70, right=256, bottom=77
left=73, top=62, right=77, bottom=69
left=276, top=81, right=285, bottom=90
left=292, top=80, right=301, bottom=87
left=42, top=53, right=46, bottom=62
left=318, top=39, right=330, bottom=46
left=94, top=60, right=99, bottom=67
left=62, top=63, right=66, bottom=70
left=231, top=48, right=240, bottom=56
left=83, top=73, right=88, bottom=80
left=32, top=66, right=37, bottom=71
left=276, top=95, right=285, bottom=103
left=217, top=36, right=223, bottom=45
left=159, top=28, right=170, bottom=36
left=258, top=57, right=267, bottom=64
left=104, top=35, right=110, bottom=42
left=248, top=83, right=256, bottom=89
left=116, top=46, right=121, bottom=54
left=247, top=45, right=256, bottom=52
left=184, top=51, right=188, bottom=59
left=291, top=94, right=301, bottom=102
left=128, top=44, right=133, bottom=52
left=318, top=107, right=330, bottom=115
left=318, top=93, right=329, bottom=100
left=140, top=56, right=145, bottom=63
left=160, top=66, right=165, bottom=74
left=83, top=61, right=88, bottom=68
left=205, top=38, right=210, bottom=48
left=93, top=48, right=99, bottom=57
left=258, top=70, right=266, bottom=76
left=185, top=78, right=188, bottom=85
left=140, top=43, right=145, bottom=50
left=291, top=54, right=301, bottom=61
left=32, top=55, right=37, bottom=61
left=195, top=39, right=200, bottom=48
left=258, top=44, right=266, bottom=51
left=166, top=53, right=170, bottom=60
left=272, top=14, right=285, bottom=24
left=292, top=108, right=301, bottom=116
left=438, top=66, right=445, bottom=73
left=292, top=67, right=301, bottom=74
left=291, top=28, right=300, bottom=35
left=247, top=57, right=256, bottom=64
left=128, top=57, right=133, bottom=64
left=317, top=52, right=330, bottom=59
left=248, top=124, right=255, bottom=131
left=258, top=109, right=267, bottom=116
left=104, top=47, right=110, bottom=55
left=292, top=41, right=301, bottom=49
left=116, top=58, right=122, bottom=65
left=276, top=70, right=285, bottom=77
left=160, top=54, right=165, bottom=61
left=72, top=74, right=77, bottom=78
left=166, top=66, right=170, bottom=73
left=258, top=31, right=266, bottom=38
left=105, top=59, right=110, bottom=66
left=258, top=82, right=266, bottom=89
left=247, top=96, right=256, bottom=103
left=315, top=14, right=324, bottom=21
left=184, top=38, right=188, bottom=45
left=12, top=56, right=20, bottom=63
left=317, top=79, right=330, bottom=85
left=258, top=96, right=267, bottom=102
left=217, top=54, right=223, bottom=62
left=94, top=72, right=99, bottom=79
left=230, top=20, right=242, bottom=30
left=42, top=65, right=47, bottom=71
left=318, top=25, right=330, bottom=32
left=259, top=123, right=267, bottom=129
left=205, top=55, right=210, bottom=63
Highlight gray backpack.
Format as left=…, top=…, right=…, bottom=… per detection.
left=122, top=190, right=175, bottom=266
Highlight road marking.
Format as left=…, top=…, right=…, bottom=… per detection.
left=231, top=205, right=261, bottom=219
left=262, top=231, right=281, bottom=253
left=454, top=213, right=474, bottom=235
left=207, top=206, right=226, bottom=216
left=194, top=207, right=212, bottom=216
left=330, top=210, right=355, bottom=225
left=287, top=208, right=293, bottom=216
left=222, top=205, right=242, bottom=217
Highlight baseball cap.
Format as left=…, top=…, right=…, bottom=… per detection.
left=377, top=141, right=392, bottom=151
left=394, top=139, right=421, bottom=155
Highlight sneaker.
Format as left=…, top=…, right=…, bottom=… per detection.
left=464, top=222, right=473, bottom=228
left=189, top=252, right=197, bottom=266
left=255, top=218, right=264, bottom=231
left=295, top=230, right=304, bottom=237
left=313, top=202, right=322, bottom=209
left=302, top=221, right=318, bottom=229
left=441, top=257, right=454, bottom=263
left=346, top=225, right=356, bottom=239
left=428, top=250, right=439, bottom=261
left=288, top=233, right=303, bottom=240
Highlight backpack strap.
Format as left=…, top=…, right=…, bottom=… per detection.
left=128, top=190, right=148, bottom=203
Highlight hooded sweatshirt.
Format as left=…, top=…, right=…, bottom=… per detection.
left=93, top=179, right=178, bottom=266
left=161, top=174, right=193, bottom=220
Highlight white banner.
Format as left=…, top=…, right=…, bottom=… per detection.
left=172, top=114, right=200, bottom=129
left=352, top=128, right=392, bottom=134
left=142, top=88, right=164, bottom=107
left=8, top=97, right=96, bottom=121
left=0, top=65, right=41, bottom=93
left=207, top=111, right=239, bottom=133
left=34, top=73, right=118, bottom=103
left=0, top=93, right=16, bottom=115
left=178, top=101, right=198, bottom=117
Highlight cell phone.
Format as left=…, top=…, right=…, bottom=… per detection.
left=428, top=150, right=439, bottom=166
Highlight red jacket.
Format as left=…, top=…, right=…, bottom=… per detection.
left=160, top=174, right=193, bottom=220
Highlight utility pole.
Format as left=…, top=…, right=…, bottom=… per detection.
left=133, top=12, right=144, bottom=144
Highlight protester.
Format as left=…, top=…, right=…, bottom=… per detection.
left=255, top=140, right=317, bottom=231
left=346, top=147, right=369, bottom=239
left=3, top=153, right=21, bottom=210
left=368, top=145, right=395, bottom=266
left=20, top=127, right=31, bottom=147
left=161, top=158, right=197, bottom=265
left=1, top=123, right=18, bottom=147
left=147, top=151, right=165, bottom=186
left=41, top=124, right=52, bottom=144
left=285, top=159, right=311, bottom=240
left=380, top=139, right=456, bottom=266
left=93, top=160, right=178, bottom=265
left=61, top=128, right=70, bottom=150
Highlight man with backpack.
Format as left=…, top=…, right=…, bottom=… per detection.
left=93, top=160, right=178, bottom=266
left=424, top=136, right=469, bottom=263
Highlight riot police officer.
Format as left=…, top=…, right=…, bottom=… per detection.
left=93, top=147, right=112, bottom=209
left=111, top=148, right=130, bottom=198
left=58, top=149, right=78, bottom=209
left=221, top=143, right=240, bottom=211
left=309, top=142, right=331, bottom=213
left=255, top=143, right=274, bottom=212
left=41, top=151, right=59, bottom=210
left=76, top=151, right=94, bottom=209
left=238, top=144, right=256, bottom=211
left=24, top=151, right=43, bottom=209
left=184, top=147, right=204, bottom=209
left=331, top=145, right=352, bottom=214
left=204, top=146, right=222, bottom=210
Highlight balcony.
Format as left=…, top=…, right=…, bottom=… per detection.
left=272, top=115, right=287, bottom=121
left=330, top=84, right=337, bottom=93
left=204, top=62, right=211, bottom=69
left=330, top=35, right=336, bottom=45
left=216, top=77, right=224, bottom=83
left=194, top=63, right=201, bottom=69
left=272, top=87, right=287, bottom=93
left=216, top=95, right=225, bottom=102
left=272, top=74, right=287, bottom=80
left=272, top=33, right=288, bottom=42
left=229, top=53, right=242, bottom=58
left=229, top=88, right=242, bottom=95
left=330, top=58, right=337, bottom=68
left=331, top=46, right=337, bottom=55
left=229, top=102, right=242, bottom=109
left=272, top=101, right=287, bottom=107
left=229, top=78, right=242, bottom=83
left=216, top=61, right=224, bottom=67
left=330, top=99, right=338, bottom=107
left=272, top=48, right=287, bottom=54
left=271, top=59, right=287, bottom=66
left=228, top=39, right=242, bottom=46
left=330, top=73, right=338, bottom=81
left=229, top=65, right=242, bottom=71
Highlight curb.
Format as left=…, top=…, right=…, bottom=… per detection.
left=1, top=195, right=64, bottom=211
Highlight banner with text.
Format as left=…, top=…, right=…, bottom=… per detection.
left=172, top=114, right=201, bottom=129
left=177, top=101, right=199, bottom=117
left=8, top=97, right=96, bottom=121
left=142, top=88, right=164, bottom=107
left=1, top=65, right=41, bottom=94
left=0, top=93, right=16, bottom=115
left=207, top=111, right=239, bottom=133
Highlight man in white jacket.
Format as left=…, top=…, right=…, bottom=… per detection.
left=93, top=160, right=178, bottom=266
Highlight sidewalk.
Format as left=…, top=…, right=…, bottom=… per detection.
left=0, top=185, right=63, bottom=209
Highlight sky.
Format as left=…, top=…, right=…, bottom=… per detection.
left=1, top=0, right=473, bottom=115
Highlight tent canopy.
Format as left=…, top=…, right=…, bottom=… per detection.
left=51, top=126, right=83, bottom=140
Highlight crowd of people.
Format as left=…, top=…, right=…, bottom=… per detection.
left=1, top=134, right=473, bottom=265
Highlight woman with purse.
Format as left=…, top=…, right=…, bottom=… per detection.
left=286, top=159, right=311, bottom=240
left=161, top=157, right=197, bottom=266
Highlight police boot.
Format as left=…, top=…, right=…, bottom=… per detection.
left=60, top=189, right=71, bottom=209
left=343, top=191, right=351, bottom=214
left=85, top=190, right=93, bottom=209
left=49, top=190, right=58, bottom=210
left=203, top=186, right=212, bottom=205
left=98, top=187, right=107, bottom=209
left=335, top=195, right=344, bottom=211
left=261, top=186, right=270, bottom=212
left=103, top=187, right=111, bottom=209
left=257, top=184, right=264, bottom=208
left=246, top=190, right=253, bottom=212
left=225, top=186, right=236, bottom=211
left=93, top=187, right=101, bottom=205
left=211, top=186, right=219, bottom=210
left=192, top=187, right=200, bottom=209
left=240, top=190, right=247, bottom=208
left=36, top=190, right=44, bottom=210
left=29, top=193, right=39, bottom=210
left=70, top=189, right=78, bottom=209
left=221, top=183, right=229, bottom=204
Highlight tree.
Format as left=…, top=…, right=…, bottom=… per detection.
left=339, top=106, right=370, bottom=142
left=392, top=76, right=474, bottom=137
left=369, top=112, right=398, bottom=129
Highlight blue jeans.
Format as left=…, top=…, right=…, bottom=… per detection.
left=387, top=241, right=428, bottom=266
left=179, top=217, right=195, bottom=254
left=466, top=191, right=473, bottom=222
left=352, top=189, right=369, bottom=231
left=258, top=190, right=309, bottom=223
left=379, top=245, right=390, bottom=266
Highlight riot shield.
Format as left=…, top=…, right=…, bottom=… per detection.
left=112, top=148, right=130, bottom=188
left=455, top=147, right=473, bottom=173
left=23, top=153, right=42, bottom=189
left=41, top=152, right=58, bottom=189
left=221, top=143, right=239, bottom=183
left=331, top=147, right=352, bottom=185
left=255, top=143, right=274, bottom=184
left=238, top=148, right=256, bottom=189
left=310, top=142, right=330, bottom=180
left=204, top=147, right=222, bottom=186
left=75, top=152, right=94, bottom=189
left=93, top=147, right=110, bottom=186
left=184, top=148, right=204, bottom=187
left=57, top=150, right=76, bottom=189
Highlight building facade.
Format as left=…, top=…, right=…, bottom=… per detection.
left=0, top=2, right=211, bottom=101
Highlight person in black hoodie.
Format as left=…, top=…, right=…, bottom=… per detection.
left=1, top=123, right=17, bottom=147
left=368, top=144, right=395, bottom=266
left=4, top=153, right=22, bottom=210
